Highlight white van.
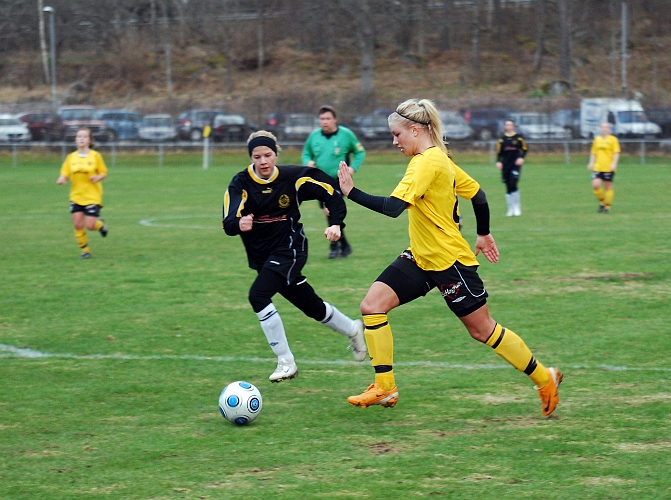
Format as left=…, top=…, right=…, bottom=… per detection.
left=580, top=98, right=661, bottom=138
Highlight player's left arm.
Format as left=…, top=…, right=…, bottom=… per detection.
left=90, top=153, right=108, bottom=183
left=471, top=189, right=499, bottom=263
left=297, top=169, right=347, bottom=229
left=610, top=138, right=621, bottom=171
left=347, top=129, right=366, bottom=173
left=338, top=161, right=407, bottom=217
left=515, top=135, right=527, bottom=166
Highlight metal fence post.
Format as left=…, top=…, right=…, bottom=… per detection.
left=489, top=141, right=495, bottom=164
left=112, top=143, right=116, bottom=168
left=12, top=143, right=17, bottom=167
left=640, top=140, right=645, bottom=165
left=61, top=142, right=66, bottom=162
left=564, top=141, right=570, bottom=165
left=158, top=144, right=164, bottom=167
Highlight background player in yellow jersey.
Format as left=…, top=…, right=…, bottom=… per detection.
left=56, top=127, right=108, bottom=259
left=587, top=122, right=620, bottom=213
left=338, top=98, right=562, bottom=417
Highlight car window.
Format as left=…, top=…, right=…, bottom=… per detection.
left=0, top=118, right=22, bottom=126
left=61, top=109, right=95, bottom=120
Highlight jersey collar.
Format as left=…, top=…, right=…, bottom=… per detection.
left=247, top=164, right=279, bottom=184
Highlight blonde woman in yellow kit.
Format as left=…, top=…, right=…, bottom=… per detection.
left=57, top=127, right=108, bottom=259
left=338, top=98, right=562, bottom=417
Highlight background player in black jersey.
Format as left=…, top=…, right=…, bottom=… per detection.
left=495, top=119, right=527, bottom=216
left=223, top=131, right=367, bottom=382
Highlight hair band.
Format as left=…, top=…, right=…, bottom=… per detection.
left=248, top=136, right=278, bottom=156
left=395, top=110, right=430, bottom=126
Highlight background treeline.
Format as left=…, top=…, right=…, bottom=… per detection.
left=1, top=0, right=670, bottom=117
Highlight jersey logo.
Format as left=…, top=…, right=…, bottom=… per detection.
left=278, top=194, right=290, bottom=208
left=262, top=188, right=273, bottom=194
left=334, top=147, right=340, bottom=155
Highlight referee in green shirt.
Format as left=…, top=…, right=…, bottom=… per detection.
left=302, top=105, right=366, bottom=258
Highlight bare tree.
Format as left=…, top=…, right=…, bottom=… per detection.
left=38, top=0, right=50, bottom=84
left=558, top=0, right=572, bottom=84
left=340, top=0, right=376, bottom=96
left=471, top=0, right=481, bottom=77
left=439, top=0, right=453, bottom=51
left=257, top=0, right=265, bottom=85
left=532, top=0, right=546, bottom=72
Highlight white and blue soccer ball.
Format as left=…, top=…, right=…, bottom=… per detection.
left=218, top=381, right=263, bottom=426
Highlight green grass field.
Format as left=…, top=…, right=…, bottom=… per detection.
left=1, top=149, right=670, bottom=499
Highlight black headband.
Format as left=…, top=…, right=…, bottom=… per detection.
left=248, top=136, right=278, bottom=156
left=395, top=110, right=430, bottom=126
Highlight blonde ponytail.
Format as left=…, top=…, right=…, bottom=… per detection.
left=388, top=98, right=447, bottom=154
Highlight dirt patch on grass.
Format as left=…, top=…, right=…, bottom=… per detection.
left=367, top=441, right=401, bottom=454
left=616, top=440, right=671, bottom=452
left=453, top=393, right=529, bottom=405
left=584, top=476, right=636, bottom=486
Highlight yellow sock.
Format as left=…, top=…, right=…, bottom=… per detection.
left=593, top=187, right=604, bottom=202
left=375, top=370, right=396, bottom=391
left=93, top=219, right=104, bottom=231
left=485, top=323, right=550, bottom=388
left=74, top=229, right=89, bottom=252
left=604, top=189, right=614, bottom=208
left=363, top=314, right=396, bottom=390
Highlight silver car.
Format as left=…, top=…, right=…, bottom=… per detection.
left=139, top=114, right=178, bottom=142
left=510, top=112, right=571, bottom=140
left=0, top=114, right=31, bottom=142
left=439, top=111, right=474, bottom=140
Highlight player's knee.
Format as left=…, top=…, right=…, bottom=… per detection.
left=248, top=289, right=272, bottom=314
left=360, top=296, right=383, bottom=315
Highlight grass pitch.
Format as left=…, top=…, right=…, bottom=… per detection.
left=1, top=149, right=670, bottom=499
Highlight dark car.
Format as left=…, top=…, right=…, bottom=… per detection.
left=264, top=112, right=287, bottom=139
left=178, top=109, right=224, bottom=141
left=17, top=111, right=66, bottom=141
left=96, top=110, right=142, bottom=141
left=59, top=105, right=110, bottom=142
left=646, top=108, right=671, bottom=137
left=352, top=114, right=391, bottom=141
left=463, top=108, right=513, bottom=141
left=551, top=109, right=581, bottom=138
left=210, top=113, right=254, bottom=142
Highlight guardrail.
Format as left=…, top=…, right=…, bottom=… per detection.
left=1, top=138, right=670, bottom=168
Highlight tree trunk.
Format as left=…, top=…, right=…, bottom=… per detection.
left=417, top=0, right=426, bottom=58
left=609, top=0, right=618, bottom=90
left=150, top=0, right=160, bottom=66
left=160, top=1, right=173, bottom=96
left=38, top=0, right=50, bottom=84
left=558, top=0, right=572, bottom=83
left=532, top=0, right=546, bottom=72
left=340, top=0, right=375, bottom=97
left=439, top=0, right=452, bottom=51
left=493, top=0, right=502, bottom=44
left=471, top=0, right=481, bottom=77
left=257, top=0, right=264, bottom=85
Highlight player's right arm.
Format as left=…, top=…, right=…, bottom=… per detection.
left=222, top=177, right=249, bottom=236
left=495, top=138, right=503, bottom=169
left=57, top=155, right=70, bottom=184
left=301, top=134, right=315, bottom=167
left=338, top=161, right=407, bottom=218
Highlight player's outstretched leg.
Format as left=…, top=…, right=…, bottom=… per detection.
left=321, top=303, right=367, bottom=361
left=505, top=193, right=514, bottom=217
left=98, top=218, right=108, bottom=237
left=512, top=191, right=521, bottom=216
left=348, top=313, right=398, bottom=408
left=485, top=322, right=562, bottom=416
left=255, top=303, right=298, bottom=382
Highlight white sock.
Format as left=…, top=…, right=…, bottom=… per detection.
left=255, top=304, right=294, bottom=362
left=321, top=302, right=356, bottom=337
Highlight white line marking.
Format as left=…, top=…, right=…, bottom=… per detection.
left=1, top=344, right=669, bottom=372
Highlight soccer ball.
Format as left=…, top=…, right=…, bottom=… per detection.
left=218, top=381, right=263, bottom=426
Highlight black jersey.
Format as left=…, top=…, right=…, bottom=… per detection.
left=496, top=133, right=528, bottom=169
left=223, top=164, right=346, bottom=270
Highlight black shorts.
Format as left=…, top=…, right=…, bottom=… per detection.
left=259, top=249, right=308, bottom=286
left=70, top=202, right=101, bottom=217
left=376, top=250, right=488, bottom=317
left=592, top=171, right=615, bottom=182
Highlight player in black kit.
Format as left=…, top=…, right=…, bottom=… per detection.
left=495, top=119, right=527, bottom=216
left=223, top=131, right=367, bottom=382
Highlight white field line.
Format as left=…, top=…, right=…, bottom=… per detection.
left=1, top=344, right=669, bottom=372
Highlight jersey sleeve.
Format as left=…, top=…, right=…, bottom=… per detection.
left=301, top=134, right=315, bottom=165
left=60, top=154, right=71, bottom=178
left=390, top=156, right=434, bottom=206
left=612, top=137, right=621, bottom=154
left=222, top=174, right=248, bottom=236
left=454, top=163, right=481, bottom=199
left=295, top=168, right=346, bottom=227
left=95, top=152, right=108, bottom=175
left=590, top=139, right=598, bottom=155
left=519, top=135, right=528, bottom=158
left=496, top=138, right=503, bottom=161
left=346, top=129, right=366, bottom=171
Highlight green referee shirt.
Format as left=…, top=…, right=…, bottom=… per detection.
left=301, top=126, right=366, bottom=179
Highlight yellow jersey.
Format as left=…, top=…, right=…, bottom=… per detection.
left=60, top=150, right=108, bottom=206
left=391, top=147, right=481, bottom=271
left=591, top=134, right=620, bottom=172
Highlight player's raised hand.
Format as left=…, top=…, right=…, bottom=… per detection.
left=324, top=224, right=341, bottom=242
left=239, top=214, right=254, bottom=232
left=475, top=234, right=499, bottom=263
left=337, top=161, right=354, bottom=197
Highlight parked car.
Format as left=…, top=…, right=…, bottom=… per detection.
left=509, top=112, right=571, bottom=140
left=580, top=98, right=660, bottom=138
left=178, top=109, right=224, bottom=141
left=17, top=111, right=66, bottom=141
left=463, top=108, right=512, bottom=141
left=282, top=113, right=319, bottom=141
left=0, top=114, right=31, bottom=142
left=138, top=114, right=178, bottom=142
left=264, top=112, right=286, bottom=139
left=59, top=105, right=110, bottom=142
left=551, top=109, right=581, bottom=138
left=96, top=109, right=142, bottom=141
left=439, top=111, right=474, bottom=140
left=352, top=114, right=391, bottom=141
left=644, top=108, right=671, bottom=137
left=210, top=113, right=254, bottom=142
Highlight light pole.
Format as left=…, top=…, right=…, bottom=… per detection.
left=43, top=6, right=57, bottom=110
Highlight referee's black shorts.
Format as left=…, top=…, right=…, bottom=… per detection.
left=376, top=250, right=488, bottom=317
